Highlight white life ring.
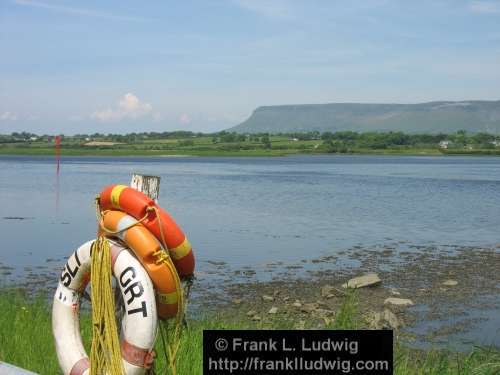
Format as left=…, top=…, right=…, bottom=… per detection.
left=52, top=240, right=158, bottom=375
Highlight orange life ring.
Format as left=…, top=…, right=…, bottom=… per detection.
left=99, top=184, right=195, bottom=277
left=101, top=210, right=179, bottom=320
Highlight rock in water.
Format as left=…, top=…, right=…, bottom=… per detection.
left=384, top=297, right=414, bottom=306
left=342, top=273, right=381, bottom=289
left=442, top=279, right=458, bottom=286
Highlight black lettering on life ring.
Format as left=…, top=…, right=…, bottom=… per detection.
left=124, top=281, right=144, bottom=305
left=119, top=266, right=147, bottom=317
left=119, top=266, right=136, bottom=287
left=60, top=251, right=81, bottom=287
left=128, top=301, right=148, bottom=317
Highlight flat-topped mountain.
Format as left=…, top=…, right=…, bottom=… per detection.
left=229, top=100, right=500, bottom=134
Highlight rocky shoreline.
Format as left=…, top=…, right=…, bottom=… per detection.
left=1, top=242, right=499, bottom=349
left=190, top=243, right=500, bottom=349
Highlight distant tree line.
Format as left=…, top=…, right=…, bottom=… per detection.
left=1, top=130, right=499, bottom=152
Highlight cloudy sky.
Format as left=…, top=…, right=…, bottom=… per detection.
left=1, top=0, right=499, bottom=134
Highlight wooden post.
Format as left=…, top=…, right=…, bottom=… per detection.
left=114, top=173, right=162, bottom=327
left=130, top=174, right=161, bottom=202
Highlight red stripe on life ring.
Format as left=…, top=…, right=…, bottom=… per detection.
left=69, top=357, right=90, bottom=375
left=110, top=243, right=124, bottom=268
left=121, top=339, right=155, bottom=368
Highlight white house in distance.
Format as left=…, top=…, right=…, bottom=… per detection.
left=439, top=140, right=452, bottom=149
left=491, top=140, right=500, bottom=147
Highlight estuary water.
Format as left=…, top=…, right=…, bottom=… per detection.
left=1, top=154, right=499, bottom=348
left=1, top=154, right=499, bottom=272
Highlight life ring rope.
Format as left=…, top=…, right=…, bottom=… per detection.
left=94, top=195, right=187, bottom=375
left=90, top=236, right=125, bottom=375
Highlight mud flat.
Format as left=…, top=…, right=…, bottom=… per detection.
left=191, top=243, right=500, bottom=349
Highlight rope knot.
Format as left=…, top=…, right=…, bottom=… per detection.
left=152, top=249, right=170, bottom=265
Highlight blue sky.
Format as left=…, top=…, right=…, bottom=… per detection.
left=1, top=0, right=499, bottom=134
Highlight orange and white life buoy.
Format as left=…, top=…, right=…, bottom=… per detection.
left=100, top=210, right=180, bottom=320
left=52, top=240, right=158, bottom=375
left=99, top=185, right=195, bottom=277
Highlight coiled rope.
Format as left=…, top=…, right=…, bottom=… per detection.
left=152, top=206, right=184, bottom=375
left=93, top=197, right=188, bottom=375
left=90, top=236, right=124, bottom=375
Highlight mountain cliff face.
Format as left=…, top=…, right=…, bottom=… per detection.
left=229, top=101, right=500, bottom=134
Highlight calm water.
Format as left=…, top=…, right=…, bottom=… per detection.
left=1, top=154, right=499, bottom=347
left=1, top=154, right=500, bottom=271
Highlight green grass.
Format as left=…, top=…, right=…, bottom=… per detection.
left=2, top=135, right=498, bottom=158
left=0, top=146, right=296, bottom=157
left=0, top=290, right=91, bottom=374
left=0, top=145, right=444, bottom=157
left=0, top=290, right=499, bottom=374
left=0, top=138, right=462, bottom=157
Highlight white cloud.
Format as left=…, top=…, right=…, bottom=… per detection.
left=179, top=113, right=191, bottom=125
left=92, top=93, right=153, bottom=122
left=12, top=0, right=146, bottom=22
left=0, top=111, right=18, bottom=121
left=469, top=1, right=500, bottom=13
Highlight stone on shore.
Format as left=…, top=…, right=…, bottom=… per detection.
left=268, top=307, right=278, bottom=314
left=342, top=273, right=381, bottom=289
left=367, top=309, right=402, bottom=330
left=300, top=303, right=319, bottom=313
left=384, top=297, right=414, bottom=306
left=321, top=285, right=342, bottom=298
left=262, top=295, right=274, bottom=301
left=383, top=309, right=402, bottom=329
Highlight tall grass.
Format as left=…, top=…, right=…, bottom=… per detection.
left=0, top=290, right=76, bottom=374
left=0, top=289, right=499, bottom=374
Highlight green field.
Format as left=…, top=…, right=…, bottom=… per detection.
left=1, top=290, right=499, bottom=374
left=2, top=131, right=500, bottom=157
left=0, top=137, right=447, bottom=157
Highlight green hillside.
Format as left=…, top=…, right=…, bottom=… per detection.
left=229, top=100, right=500, bottom=134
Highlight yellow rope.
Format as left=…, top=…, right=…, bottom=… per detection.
left=90, top=236, right=124, bottom=375
left=151, top=206, right=185, bottom=375
left=94, top=196, right=188, bottom=375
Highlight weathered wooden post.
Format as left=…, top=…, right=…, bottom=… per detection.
left=130, top=173, right=161, bottom=202
left=114, top=173, right=163, bottom=330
